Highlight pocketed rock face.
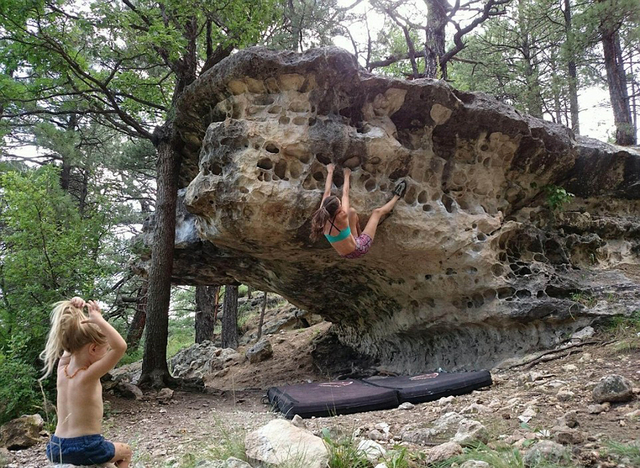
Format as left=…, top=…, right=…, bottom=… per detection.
left=158, top=47, right=640, bottom=372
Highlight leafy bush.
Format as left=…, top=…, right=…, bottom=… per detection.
left=0, top=355, right=41, bottom=424
left=543, top=185, right=574, bottom=212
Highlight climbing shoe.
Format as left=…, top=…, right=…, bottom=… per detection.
left=392, top=179, right=407, bottom=198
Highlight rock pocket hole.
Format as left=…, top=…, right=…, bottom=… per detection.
left=267, top=105, right=282, bottom=114
left=265, top=143, right=280, bottom=154
left=255, top=95, right=274, bottom=105
left=289, top=101, right=307, bottom=112
left=209, top=163, right=222, bottom=175
left=293, top=116, right=307, bottom=125
left=441, top=194, right=455, bottom=213
left=257, top=158, right=273, bottom=170
left=343, top=156, right=361, bottom=169
left=316, top=153, right=331, bottom=165
left=423, top=204, right=433, bottom=212
left=274, top=160, right=287, bottom=179
left=418, top=191, right=428, bottom=204
left=279, top=116, right=290, bottom=125
left=497, top=287, right=515, bottom=299
left=405, top=186, right=417, bottom=204
left=365, top=179, right=376, bottom=192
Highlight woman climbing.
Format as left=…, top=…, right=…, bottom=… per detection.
left=310, top=163, right=406, bottom=259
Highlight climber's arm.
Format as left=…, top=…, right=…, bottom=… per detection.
left=322, top=163, right=335, bottom=203
left=341, top=168, right=351, bottom=214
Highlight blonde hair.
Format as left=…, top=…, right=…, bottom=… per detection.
left=39, top=300, right=107, bottom=380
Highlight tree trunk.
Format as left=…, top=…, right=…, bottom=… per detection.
left=257, top=291, right=268, bottom=341
left=126, top=281, right=148, bottom=349
left=424, top=0, right=449, bottom=78
left=563, top=0, right=580, bottom=134
left=599, top=4, right=636, bottom=145
left=139, top=126, right=180, bottom=388
left=195, top=285, right=218, bottom=343
left=221, top=285, right=239, bottom=349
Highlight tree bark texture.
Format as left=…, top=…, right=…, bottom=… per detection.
left=599, top=9, right=636, bottom=145
left=424, top=0, right=449, bottom=78
left=140, top=128, right=180, bottom=388
left=563, top=0, right=580, bottom=134
left=125, top=281, right=148, bottom=350
left=257, top=291, right=268, bottom=341
left=221, top=285, right=239, bottom=349
left=195, top=285, right=219, bottom=343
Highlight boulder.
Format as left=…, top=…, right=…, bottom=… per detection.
left=245, top=339, right=273, bottom=364
left=139, top=47, right=640, bottom=372
left=357, top=439, right=386, bottom=462
left=0, top=414, right=44, bottom=450
left=244, top=419, right=328, bottom=468
left=424, top=442, right=463, bottom=465
left=170, top=341, right=241, bottom=378
left=523, top=440, right=570, bottom=467
left=592, top=374, right=635, bottom=403
left=451, top=419, right=489, bottom=447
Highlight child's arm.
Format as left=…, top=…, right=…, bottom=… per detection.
left=321, top=163, right=335, bottom=203
left=341, top=167, right=351, bottom=214
left=82, top=300, right=127, bottom=379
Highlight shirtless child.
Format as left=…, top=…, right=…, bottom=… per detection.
left=40, top=297, right=132, bottom=466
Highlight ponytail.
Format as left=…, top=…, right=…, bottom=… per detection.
left=39, top=300, right=107, bottom=380
left=310, top=196, right=340, bottom=242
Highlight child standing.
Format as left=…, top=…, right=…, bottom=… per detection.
left=40, top=297, right=132, bottom=467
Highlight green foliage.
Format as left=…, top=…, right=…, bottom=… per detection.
left=207, top=419, right=248, bottom=462
left=602, top=309, right=640, bottom=353
left=0, top=352, right=40, bottom=424
left=321, top=429, right=371, bottom=468
left=433, top=443, right=577, bottom=468
left=0, top=165, right=122, bottom=422
left=605, top=440, right=640, bottom=466
left=544, top=185, right=574, bottom=212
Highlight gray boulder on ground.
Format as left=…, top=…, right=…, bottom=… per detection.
left=592, top=374, right=635, bottom=403
left=244, top=419, right=328, bottom=468
left=245, top=339, right=273, bottom=364
left=523, top=440, right=570, bottom=467
left=0, top=414, right=44, bottom=450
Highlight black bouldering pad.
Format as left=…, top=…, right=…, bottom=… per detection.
left=267, top=380, right=400, bottom=419
left=364, top=370, right=492, bottom=404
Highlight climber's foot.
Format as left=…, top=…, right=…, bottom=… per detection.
left=392, top=179, right=407, bottom=198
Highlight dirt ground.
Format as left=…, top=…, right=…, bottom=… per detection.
left=5, top=314, right=640, bottom=468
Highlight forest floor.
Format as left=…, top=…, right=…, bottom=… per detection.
left=4, top=301, right=640, bottom=468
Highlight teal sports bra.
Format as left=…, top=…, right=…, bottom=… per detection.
left=325, top=225, right=351, bottom=243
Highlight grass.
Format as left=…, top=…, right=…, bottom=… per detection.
left=603, top=309, right=640, bottom=354
left=431, top=443, right=579, bottom=468
left=605, top=440, right=640, bottom=466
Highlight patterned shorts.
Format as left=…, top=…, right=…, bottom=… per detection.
left=342, top=233, right=373, bottom=259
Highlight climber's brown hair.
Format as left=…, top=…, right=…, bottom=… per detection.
left=310, top=195, right=341, bottom=242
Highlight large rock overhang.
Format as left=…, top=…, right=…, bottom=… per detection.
left=155, top=47, right=640, bottom=372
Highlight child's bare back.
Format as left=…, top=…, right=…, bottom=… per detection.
left=41, top=298, right=132, bottom=467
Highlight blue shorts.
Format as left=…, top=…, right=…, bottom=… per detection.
left=46, top=434, right=115, bottom=465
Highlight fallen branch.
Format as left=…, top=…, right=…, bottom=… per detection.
left=506, top=340, right=607, bottom=370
